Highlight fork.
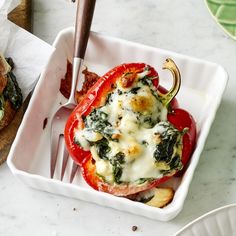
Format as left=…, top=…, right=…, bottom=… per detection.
left=50, top=0, right=96, bottom=181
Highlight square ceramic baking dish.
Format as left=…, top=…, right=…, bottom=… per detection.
left=7, top=27, right=228, bottom=221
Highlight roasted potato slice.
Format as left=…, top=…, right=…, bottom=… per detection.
left=128, top=187, right=175, bottom=208
left=145, top=188, right=174, bottom=208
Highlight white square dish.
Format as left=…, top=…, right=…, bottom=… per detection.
left=7, top=27, right=228, bottom=221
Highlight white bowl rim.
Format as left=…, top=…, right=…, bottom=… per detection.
left=174, top=203, right=236, bottom=235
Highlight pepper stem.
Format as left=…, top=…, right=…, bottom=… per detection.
left=158, top=58, right=181, bottom=106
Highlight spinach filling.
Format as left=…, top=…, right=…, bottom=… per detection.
left=137, top=113, right=158, bottom=129
left=95, top=138, right=125, bottom=184
left=153, top=122, right=183, bottom=173
left=95, top=138, right=111, bottom=161
left=110, top=152, right=125, bottom=184
left=139, top=75, right=153, bottom=87
left=106, top=92, right=114, bottom=103
left=130, top=87, right=140, bottom=94
left=3, top=72, right=23, bottom=110
left=79, top=71, right=183, bottom=184
left=135, top=178, right=154, bottom=185
left=1, top=58, right=23, bottom=111
left=84, top=109, right=116, bottom=139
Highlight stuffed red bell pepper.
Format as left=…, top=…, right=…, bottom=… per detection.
left=64, top=59, right=196, bottom=197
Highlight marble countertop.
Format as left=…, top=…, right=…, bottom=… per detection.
left=1, top=0, right=236, bottom=235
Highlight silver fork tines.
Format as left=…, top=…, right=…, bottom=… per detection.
left=50, top=108, right=79, bottom=182
left=70, top=162, right=80, bottom=183
left=49, top=0, right=96, bottom=183
left=49, top=58, right=82, bottom=182
left=60, top=136, right=70, bottom=181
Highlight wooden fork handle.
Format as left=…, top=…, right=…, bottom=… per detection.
left=74, top=0, right=96, bottom=59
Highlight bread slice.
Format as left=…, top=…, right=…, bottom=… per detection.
left=0, top=99, right=16, bottom=130
left=0, top=74, right=7, bottom=94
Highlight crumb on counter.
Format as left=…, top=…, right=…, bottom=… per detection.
left=73, top=207, right=79, bottom=212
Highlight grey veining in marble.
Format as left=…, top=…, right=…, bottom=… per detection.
left=0, top=0, right=236, bottom=235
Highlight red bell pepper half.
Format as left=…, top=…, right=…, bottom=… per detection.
left=64, top=59, right=196, bottom=196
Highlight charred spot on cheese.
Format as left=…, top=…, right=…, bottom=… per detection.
left=126, top=143, right=143, bottom=157
left=130, top=95, right=155, bottom=113
left=74, top=67, right=184, bottom=185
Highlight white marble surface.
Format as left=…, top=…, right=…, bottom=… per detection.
left=1, top=0, right=236, bottom=235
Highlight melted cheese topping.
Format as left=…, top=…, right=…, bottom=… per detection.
left=74, top=69, right=183, bottom=184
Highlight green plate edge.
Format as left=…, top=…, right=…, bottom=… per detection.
left=204, top=0, right=236, bottom=41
